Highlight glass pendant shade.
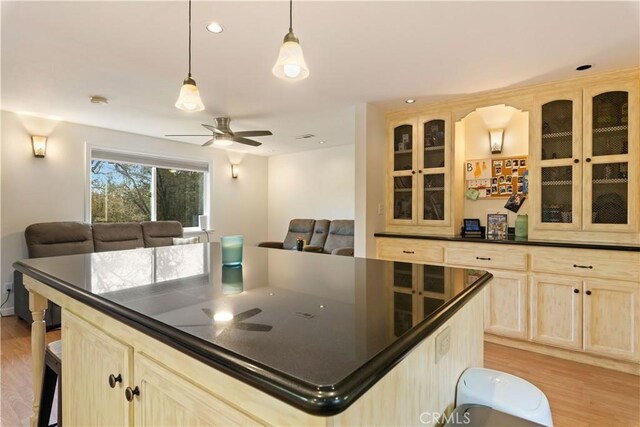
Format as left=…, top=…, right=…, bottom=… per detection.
left=272, top=33, right=309, bottom=81
left=175, top=77, right=205, bottom=112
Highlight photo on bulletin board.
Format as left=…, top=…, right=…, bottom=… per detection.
left=466, top=155, right=528, bottom=199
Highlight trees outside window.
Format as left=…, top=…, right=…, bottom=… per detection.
left=91, top=160, right=205, bottom=227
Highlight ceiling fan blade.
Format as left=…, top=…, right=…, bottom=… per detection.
left=232, top=308, right=262, bottom=322
left=232, top=137, right=262, bottom=147
left=233, top=323, right=273, bottom=332
left=202, top=124, right=225, bottom=135
left=165, top=134, right=211, bottom=137
left=233, top=130, right=273, bottom=137
left=201, top=138, right=216, bottom=147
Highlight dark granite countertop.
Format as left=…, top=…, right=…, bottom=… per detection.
left=374, top=232, right=639, bottom=252
left=14, top=243, right=491, bottom=416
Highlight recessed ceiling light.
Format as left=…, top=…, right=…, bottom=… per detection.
left=206, top=22, right=224, bottom=33
left=90, top=95, right=108, bottom=104
left=318, top=140, right=325, bottom=144
left=405, top=99, right=416, bottom=104
left=576, top=64, right=592, bottom=71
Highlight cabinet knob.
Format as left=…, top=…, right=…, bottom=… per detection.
left=125, top=386, right=140, bottom=402
left=573, top=159, right=579, bottom=164
left=574, top=289, right=579, bottom=294
left=585, top=158, right=591, bottom=163
left=108, top=374, right=122, bottom=388
left=418, top=170, right=423, bottom=174
left=586, top=290, right=592, bottom=296
left=412, top=290, right=416, bottom=294
left=412, top=170, right=416, bottom=175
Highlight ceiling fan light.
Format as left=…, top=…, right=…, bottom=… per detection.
left=272, top=37, right=309, bottom=81
left=213, top=136, right=234, bottom=146
left=175, top=77, right=205, bottom=112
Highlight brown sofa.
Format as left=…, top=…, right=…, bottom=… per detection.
left=258, top=219, right=354, bottom=256
left=14, top=221, right=183, bottom=328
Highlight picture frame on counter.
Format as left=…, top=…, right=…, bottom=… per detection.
left=487, top=213, right=508, bottom=239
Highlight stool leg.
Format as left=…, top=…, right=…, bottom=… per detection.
left=37, top=365, right=56, bottom=427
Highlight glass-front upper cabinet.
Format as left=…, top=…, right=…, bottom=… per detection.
left=389, top=119, right=417, bottom=223
left=533, top=92, right=582, bottom=230
left=418, top=115, right=451, bottom=225
left=584, top=83, right=638, bottom=232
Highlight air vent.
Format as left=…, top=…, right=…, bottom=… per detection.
left=295, top=134, right=316, bottom=140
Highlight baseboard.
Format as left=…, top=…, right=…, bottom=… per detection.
left=485, top=333, right=640, bottom=376
left=0, top=306, right=15, bottom=317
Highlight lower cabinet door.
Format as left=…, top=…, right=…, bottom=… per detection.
left=529, top=275, right=583, bottom=350
left=583, top=279, right=640, bottom=362
left=484, top=272, right=528, bottom=339
left=133, top=353, right=260, bottom=426
left=62, top=311, right=132, bottom=426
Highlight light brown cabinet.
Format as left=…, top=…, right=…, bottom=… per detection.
left=387, top=114, right=453, bottom=231
left=62, top=310, right=261, bottom=427
left=484, top=272, right=528, bottom=340
left=530, top=275, right=640, bottom=362
left=62, top=311, right=132, bottom=426
left=532, top=79, right=639, bottom=235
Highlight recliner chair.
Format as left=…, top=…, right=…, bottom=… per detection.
left=258, top=219, right=316, bottom=250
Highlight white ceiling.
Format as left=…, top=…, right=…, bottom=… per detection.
left=2, top=1, right=639, bottom=156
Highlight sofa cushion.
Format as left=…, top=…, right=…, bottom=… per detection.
left=25, top=222, right=94, bottom=258
left=282, top=219, right=315, bottom=250
left=309, top=219, right=330, bottom=248
left=92, top=223, right=144, bottom=252
left=323, top=220, right=354, bottom=254
left=141, top=221, right=183, bottom=247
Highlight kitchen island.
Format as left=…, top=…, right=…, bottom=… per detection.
left=15, top=243, right=491, bottom=426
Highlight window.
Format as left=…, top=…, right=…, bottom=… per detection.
left=90, top=149, right=208, bottom=228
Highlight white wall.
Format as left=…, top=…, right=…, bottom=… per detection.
left=354, top=103, right=386, bottom=258
left=267, top=145, right=355, bottom=241
left=459, top=107, right=530, bottom=227
left=1, top=111, right=268, bottom=312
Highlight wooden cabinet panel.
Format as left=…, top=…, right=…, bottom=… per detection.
left=62, top=310, right=132, bottom=426
left=376, top=238, right=444, bottom=264
left=446, top=246, right=527, bottom=271
left=484, top=272, right=528, bottom=339
left=134, top=353, right=261, bottom=426
left=530, top=247, right=640, bottom=282
left=583, top=280, right=640, bottom=362
left=530, top=275, right=582, bottom=350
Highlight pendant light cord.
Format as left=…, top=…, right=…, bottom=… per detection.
left=289, top=0, right=293, bottom=32
left=188, top=0, right=192, bottom=78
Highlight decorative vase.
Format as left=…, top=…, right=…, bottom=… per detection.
left=515, top=214, right=528, bottom=238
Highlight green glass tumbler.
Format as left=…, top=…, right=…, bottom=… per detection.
left=220, top=235, right=243, bottom=266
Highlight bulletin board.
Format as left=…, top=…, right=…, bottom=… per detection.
left=465, top=156, right=528, bottom=199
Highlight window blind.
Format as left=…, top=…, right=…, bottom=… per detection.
left=91, top=149, right=209, bottom=173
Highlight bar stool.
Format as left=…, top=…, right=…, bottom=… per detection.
left=38, top=340, right=62, bottom=427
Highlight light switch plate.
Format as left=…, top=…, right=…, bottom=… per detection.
left=377, top=203, right=384, bottom=215
left=435, top=326, right=451, bottom=364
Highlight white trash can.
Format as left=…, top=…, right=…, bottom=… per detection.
left=456, top=368, right=553, bottom=427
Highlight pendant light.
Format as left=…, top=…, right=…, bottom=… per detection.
left=175, top=0, right=205, bottom=112
left=272, top=0, right=309, bottom=81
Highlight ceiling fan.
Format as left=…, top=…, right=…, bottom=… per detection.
left=166, top=117, right=272, bottom=147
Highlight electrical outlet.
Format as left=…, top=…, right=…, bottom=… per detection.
left=2, top=282, right=12, bottom=294
left=435, top=326, right=451, bottom=364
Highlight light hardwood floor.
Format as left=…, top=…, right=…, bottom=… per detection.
left=1, top=315, right=639, bottom=427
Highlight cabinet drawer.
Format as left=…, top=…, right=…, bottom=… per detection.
left=530, top=248, right=640, bottom=282
left=446, top=246, right=527, bottom=271
left=376, top=238, right=444, bottom=263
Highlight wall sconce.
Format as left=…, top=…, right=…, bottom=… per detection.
left=231, top=164, right=239, bottom=179
left=31, top=135, right=47, bottom=158
left=489, top=129, right=504, bottom=154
